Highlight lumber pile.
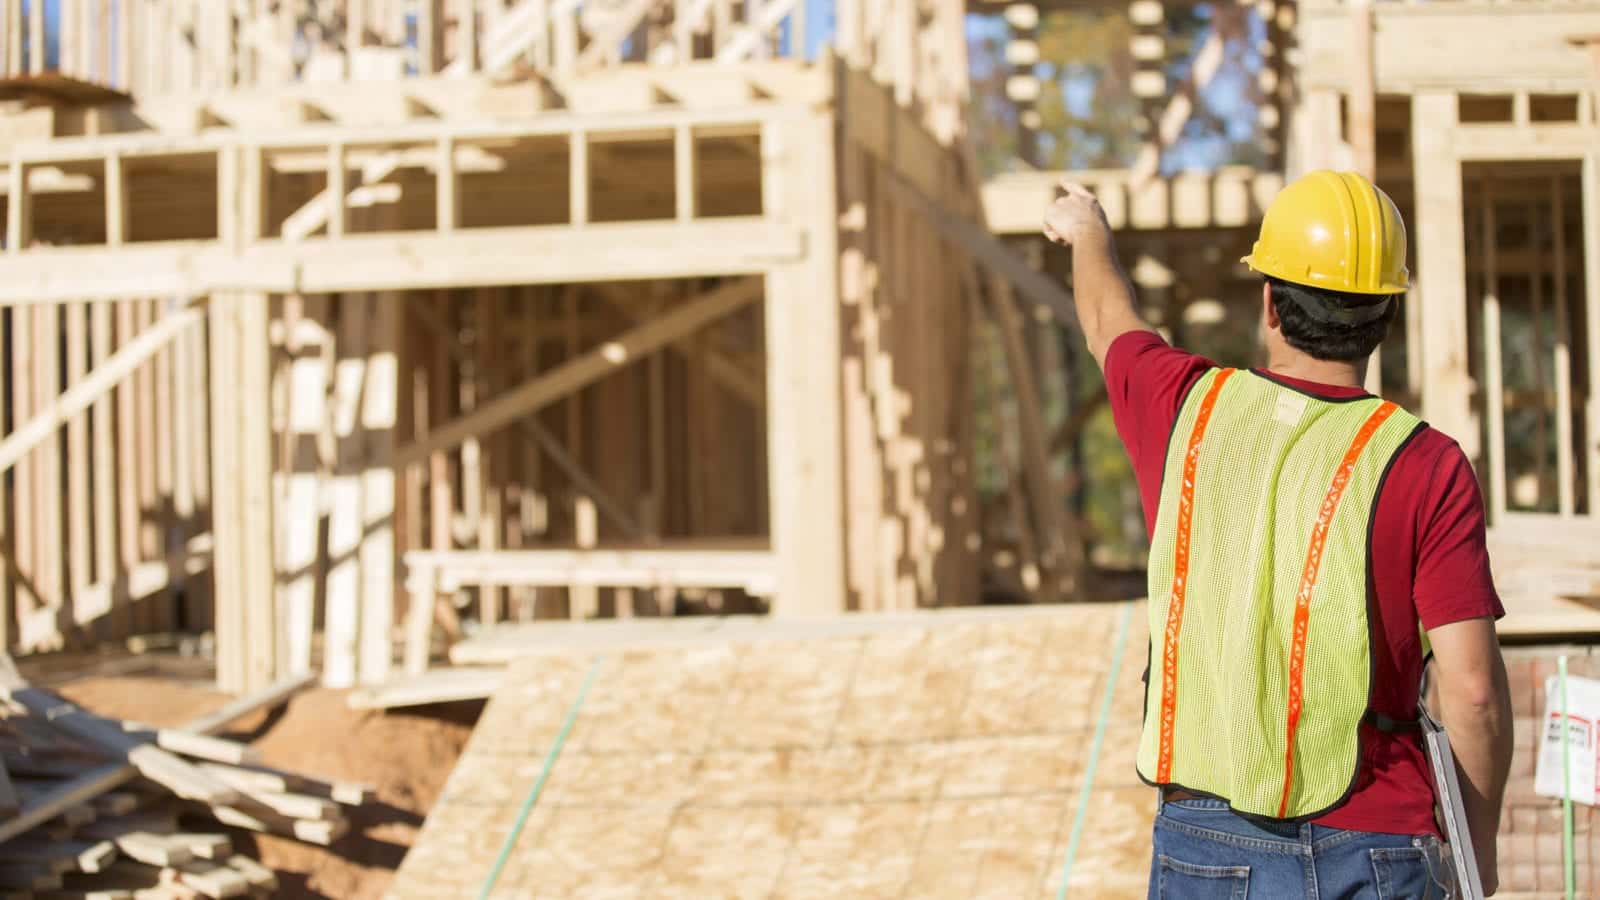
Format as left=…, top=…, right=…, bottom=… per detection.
left=0, top=665, right=370, bottom=899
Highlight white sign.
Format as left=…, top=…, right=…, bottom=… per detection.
left=1535, top=673, right=1600, bottom=806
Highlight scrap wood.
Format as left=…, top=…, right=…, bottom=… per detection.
left=205, top=803, right=349, bottom=846
left=219, top=858, right=273, bottom=893
left=236, top=788, right=340, bottom=822
left=120, top=728, right=260, bottom=769
left=0, top=672, right=315, bottom=845
left=88, top=832, right=189, bottom=869
left=166, top=862, right=250, bottom=900
left=0, top=687, right=238, bottom=806
left=194, top=760, right=372, bottom=806
left=173, top=837, right=229, bottom=862
left=0, top=838, right=117, bottom=875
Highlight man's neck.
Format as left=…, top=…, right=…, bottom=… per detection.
left=1264, top=349, right=1368, bottom=390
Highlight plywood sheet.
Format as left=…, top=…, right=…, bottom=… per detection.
left=390, top=603, right=1155, bottom=899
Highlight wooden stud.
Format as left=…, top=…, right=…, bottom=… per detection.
left=436, top=136, right=458, bottom=232
left=1552, top=177, right=1576, bottom=518
left=477, top=290, right=504, bottom=625
left=359, top=289, right=399, bottom=686
left=457, top=0, right=476, bottom=72
left=572, top=497, right=598, bottom=619
left=323, top=294, right=366, bottom=689
left=26, top=0, right=40, bottom=74
left=1584, top=154, right=1600, bottom=517
left=3, top=0, right=18, bottom=77
left=1481, top=182, right=1506, bottom=521
left=569, top=131, right=589, bottom=226
left=34, top=303, right=62, bottom=642
left=417, top=0, right=438, bottom=74
left=1412, top=92, right=1476, bottom=457
left=1529, top=198, right=1551, bottom=509
left=281, top=294, right=326, bottom=677
left=65, top=303, right=90, bottom=625
left=326, top=144, right=346, bottom=239
left=87, top=302, right=116, bottom=630
left=675, top=123, right=696, bottom=222
left=114, top=302, right=141, bottom=637
left=135, top=301, right=160, bottom=564
left=764, top=112, right=847, bottom=615
left=9, top=305, right=34, bottom=630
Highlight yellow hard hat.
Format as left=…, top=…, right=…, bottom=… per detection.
left=1241, top=170, right=1410, bottom=295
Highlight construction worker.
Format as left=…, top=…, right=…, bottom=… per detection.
left=1044, top=171, right=1514, bottom=898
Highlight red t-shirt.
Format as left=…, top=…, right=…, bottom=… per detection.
left=1105, top=331, right=1504, bottom=836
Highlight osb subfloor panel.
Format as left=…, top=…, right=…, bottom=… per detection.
left=389, top=603, right=1155, bottom=899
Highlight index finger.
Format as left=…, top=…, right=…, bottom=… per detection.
left=1057, top=180, right=1098, bottom=202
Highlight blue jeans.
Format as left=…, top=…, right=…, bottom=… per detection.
left=1150, top=797, right=1456, bottom=899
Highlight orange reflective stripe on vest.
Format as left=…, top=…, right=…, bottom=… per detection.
left=1156, top=367, right=1238, bottom=784
left=1276, top=400, right=1400, bottom=817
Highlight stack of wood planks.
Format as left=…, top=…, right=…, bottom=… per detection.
left=0, top=664, right=371, bottom=899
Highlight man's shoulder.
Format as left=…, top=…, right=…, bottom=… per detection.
left=1386, top=417, right=1468, bottom=475
left=1104, top=331, right=1216, bottom=404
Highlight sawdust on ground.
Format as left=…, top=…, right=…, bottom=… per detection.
left=56, top=673, right=480, bottom=900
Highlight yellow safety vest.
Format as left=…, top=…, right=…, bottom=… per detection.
left=1136, top=368, right=1425, bottom=820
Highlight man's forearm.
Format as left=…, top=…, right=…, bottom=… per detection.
left=1070, top=236, right=1144, bottom=363
left=1439, top=664, right=1514, bottom=875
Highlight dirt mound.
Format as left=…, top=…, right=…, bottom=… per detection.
left=58, top=675, right=480, bottom=900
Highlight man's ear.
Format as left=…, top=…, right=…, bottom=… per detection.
left=1262, top=282, right=1280, bottom=331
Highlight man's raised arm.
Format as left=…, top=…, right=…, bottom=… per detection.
left=1042, top=180, right=1153, bottom=368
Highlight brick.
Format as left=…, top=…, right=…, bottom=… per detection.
left=1504, top=832, right=1538, bottom=869
left=1512, top=805, right=1541, bottom=834
left=1505, top=861, right=1537, bottom=892
left=1537, top=830, right=1566, bottom=870
left=1508, top=658, right=1539, bottom=718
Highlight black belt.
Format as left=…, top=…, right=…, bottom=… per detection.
left=1365, top=710, right=1421, bottom=733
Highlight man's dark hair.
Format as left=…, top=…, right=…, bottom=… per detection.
left=1267, top=276, right=1400, bottom=363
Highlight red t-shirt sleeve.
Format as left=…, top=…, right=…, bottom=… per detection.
left=1103, top=330, right=1216, bottom=535
left=1411, top=441, right=1506, bottom=630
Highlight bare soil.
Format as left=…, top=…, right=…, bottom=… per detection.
left=56, top=671, right=480, bottom=900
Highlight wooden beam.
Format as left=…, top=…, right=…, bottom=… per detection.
left=347, top=666, right=503, bottom=710
left=1412, top=91, right=1476, bottom=456
left=395, top=278, right=764, bottom=466
left=764, top=110, right=846, bottom=615
left=0, top=220, right=806, bottom=303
